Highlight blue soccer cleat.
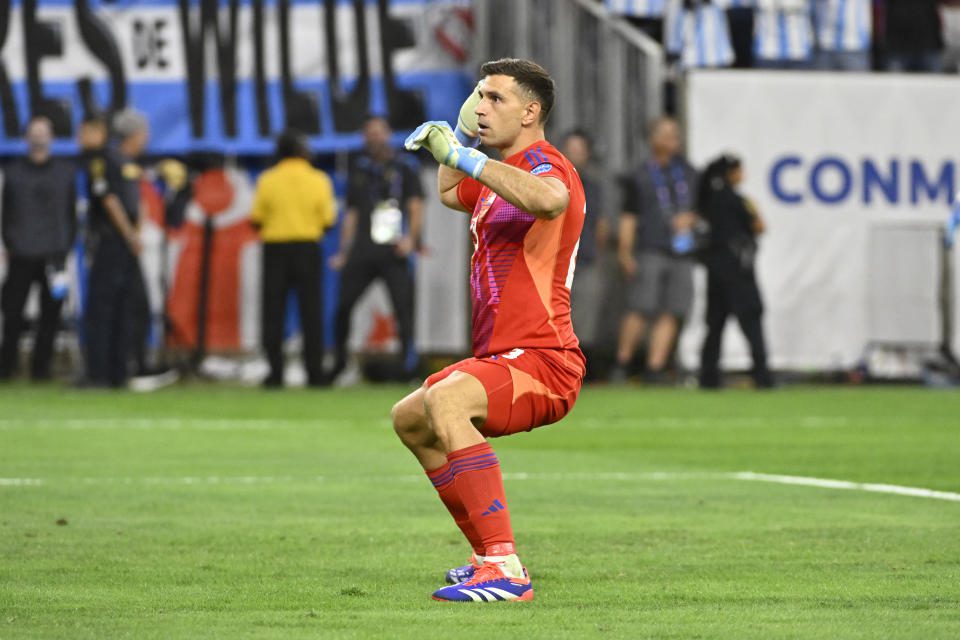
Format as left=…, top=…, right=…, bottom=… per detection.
left=433, top=562, right=534, bottom=602
left=444, top=554, right=482, bottom=584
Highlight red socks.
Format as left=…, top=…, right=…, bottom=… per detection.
left=427, top=461, right=485, bottom=556
left=427, top=442, right=517, bottom=557
left=445, top=442, right=515, bottom=556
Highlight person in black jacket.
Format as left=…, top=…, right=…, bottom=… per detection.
left=883, top=0, right=944, bottom=72
left=82, top=109, right=150, bottom=388
left=697, top=154, right=773, bottom=389
left=328, top=116, right=424, bottom=383
left=0, top=116, right=76, bottom=380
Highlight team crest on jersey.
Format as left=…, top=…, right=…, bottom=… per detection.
left=530, top=163, right=553, bottom=176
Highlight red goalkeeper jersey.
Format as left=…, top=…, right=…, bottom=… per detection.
left=456, top=140, right=586, bottom=372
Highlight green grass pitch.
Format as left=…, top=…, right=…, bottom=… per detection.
left=1, top=384, right=958, bottom=639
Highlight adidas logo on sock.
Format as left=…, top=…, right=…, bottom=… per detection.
left=481, top=499, right=505, bottom=517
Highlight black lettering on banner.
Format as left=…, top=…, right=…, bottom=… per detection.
left=23, top=0, right=71, bottom=135
left=76, top=0, right=127, bottom=120
left=278, top=0, right=319, bottom=134
left=179, top=0, right=239, bottom=138
left=252, top=0, right=271, bottom=136
left=133, top=18, right=170, bottom=70
left=0, top=0, right=20, bottom=137
left=326, top=0, right=370, bottom=133
left=377, top=0, right=423, bottom=130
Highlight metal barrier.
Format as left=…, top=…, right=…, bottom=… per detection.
left=470, top=0, right=664, bottom=170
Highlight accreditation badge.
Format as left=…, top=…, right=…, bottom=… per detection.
left=370, top=199, right=404, bottom=245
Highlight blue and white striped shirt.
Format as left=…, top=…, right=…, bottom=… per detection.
left=713, top=0, right=756, bottom=8
left=754, top=0, right=815, bottom=61
left=666, top=1, right=735, bottom=68
left=814, top=0, right=871, bottom=51
left=605, top=0, right=668, bottom=18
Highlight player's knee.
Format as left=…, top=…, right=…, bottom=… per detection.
left=422, top=383, right=455, bottom=423
left=391, top=394, right=427, bottom=442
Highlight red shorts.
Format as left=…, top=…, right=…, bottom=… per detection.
left=425, top=348, right=585, bottom=438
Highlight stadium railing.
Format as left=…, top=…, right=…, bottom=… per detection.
left=470, top=0, right=664, bottom=170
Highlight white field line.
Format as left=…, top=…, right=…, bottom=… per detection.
left=578, top=416, right=851, bottom=429
left=1, top=471, right=958, bottom=503
left=732, top=472, right=960, bottom=503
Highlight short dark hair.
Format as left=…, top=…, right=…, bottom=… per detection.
left=362, top=113, right=390, bottom=128
left=275, top=128, right=309, bottom=160
left=480, top=58, right=555, bottom=124
left=648, top=115, right=679, bottom=139
left=81, top=113, right=108, bottom=128
left=23, top=115, right=52, bottom=136
left=562, top=128, right=593, bottom=151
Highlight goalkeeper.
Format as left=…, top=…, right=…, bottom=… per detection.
left=391, top=58, right=587, bottom=603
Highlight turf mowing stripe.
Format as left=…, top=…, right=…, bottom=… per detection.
left=0, top=418, right=351, bottom=430
left=3, top=471, right=959, bottom=503
left=732, top=472, right=960, bottom=503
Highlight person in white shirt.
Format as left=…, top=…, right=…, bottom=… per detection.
left=665, top=0, right=736, bottom=69
left=813, top=0, right=872, bottom=71
left=753, top=0, right=815, bottom=68
left=606, top=0, right=668, bottom=17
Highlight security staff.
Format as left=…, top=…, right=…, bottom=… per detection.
left=0, top=116, right=76, bottom=380
left=697, top=154, right=774, bottom=389
left=251, top=129, right=336, bottom=388
left=83, top=109, right=149, bottom=388
left=328, top=115, right=424, bottom=382
left=613, top=116, right=699, bottom=383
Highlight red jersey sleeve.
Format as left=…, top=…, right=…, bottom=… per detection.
left=520, top=144, right=571, bottom=189
left=456, top=177, right=483, bottom=212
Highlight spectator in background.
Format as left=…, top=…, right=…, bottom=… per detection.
left=329, top=115, right=423, bottom=383
left=251, top=129, right=336, bottom=388
left=77, top=115, right=108, bottom=169
left=753, top=0, right=816, bottom=68
left=944, top=0, right=960, bottom=73
left=697, top=154, right=773, bottom=389
left=76, top=114, right=108, bottom=255
left=605, top=0, right=668, bottom=41
left=883, top=0, right=943, bottom=73
left=82, top=109, right=149, bottom=388
left=813, top=0, right=872, bottom=70
left=665, top=0, right=736, bottom=69
left=0, top=116, right=76, bottom=381
left=562, top=130, right=609, bottom=375
left=715, top=0, right=757, bottom=68
left=612, top=116, right=698, bottom=383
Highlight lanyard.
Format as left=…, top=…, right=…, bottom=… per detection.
left=647, top=158, right=690, bottom=215
left=370, top=160, right=404, bottom=204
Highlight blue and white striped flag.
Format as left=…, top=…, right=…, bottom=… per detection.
left=754, top=0, right=815, bottom=61
left=605, top=0, right=668, bottom=18
left=814, top=0, right=871, bottom=52
left=666, top=1, right=735, bottom=68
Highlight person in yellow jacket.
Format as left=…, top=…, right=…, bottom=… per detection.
left=251, top=129, right=336, bottom=388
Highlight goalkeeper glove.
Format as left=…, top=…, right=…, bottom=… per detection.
left=404, top=121, right=488, bottom=180
left=454, top=81, right=483, bottom=147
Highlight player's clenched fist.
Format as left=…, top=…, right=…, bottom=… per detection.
left=454, top=81, right=484, bottom=147
left=404, top=120, right=488, bottom=180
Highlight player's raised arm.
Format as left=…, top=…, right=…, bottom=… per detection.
left=404, top=66, right=569, bottom=220
left=473, top=160, right=568, bottom=220
left=406, top=123, right=568, bottom=220
left=437, top=164, right=470, bottom=213
left=422, top=82, right=485, bottom=213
